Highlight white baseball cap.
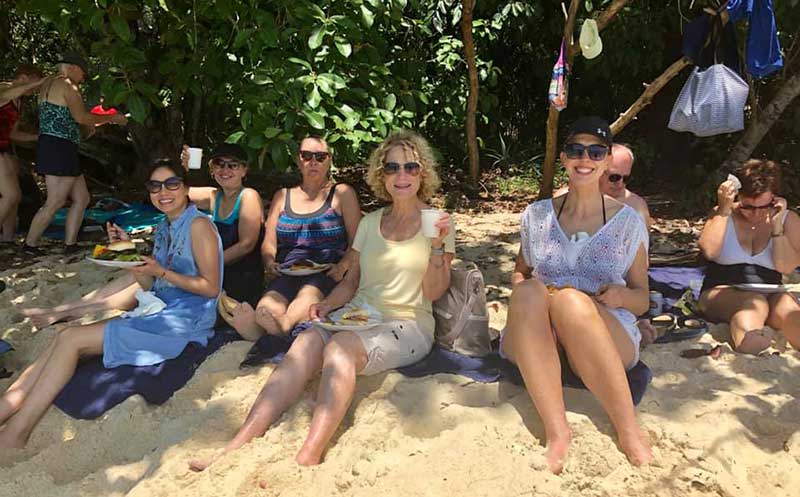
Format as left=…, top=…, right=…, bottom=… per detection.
left=579, top=19, right=603, bottom=60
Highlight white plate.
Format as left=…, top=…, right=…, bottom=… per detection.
left=733, top=283, right=788, bottom=294
left=279, top=263, right=331, bottom=276
left=86, top=257, right=145, bottom=268
left=314, top=320, right=381, bottom=332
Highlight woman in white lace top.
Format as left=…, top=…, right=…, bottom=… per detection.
left=503, top=117, right=652, bottom=473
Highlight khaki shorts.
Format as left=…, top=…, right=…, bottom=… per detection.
left=314, top=320, right=433, bottom=376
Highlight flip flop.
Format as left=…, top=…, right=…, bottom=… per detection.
left=655, top=316, right=709, bottom=344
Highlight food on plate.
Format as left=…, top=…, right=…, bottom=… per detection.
left=287, top=259, right=327, bottom=271
left=331, top=307, right=371, bottom=325
left=91, top=241, right=141, bottom=262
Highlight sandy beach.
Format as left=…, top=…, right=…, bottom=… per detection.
left=1, top=211, right=798, bottom=497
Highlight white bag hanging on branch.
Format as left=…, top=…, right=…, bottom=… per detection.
left=667, top=64, right=748, bottom=137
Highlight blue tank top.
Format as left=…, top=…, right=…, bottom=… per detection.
left=275, top=184, right=347, bottom=265
left=212, top=189, right=264, bottom=274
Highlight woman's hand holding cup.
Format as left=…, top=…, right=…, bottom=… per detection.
left=422, top=209, right=450, bottom=247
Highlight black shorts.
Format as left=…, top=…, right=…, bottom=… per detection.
left=36, top=134, right=80, bottom=177
left=265, top=272, right=337, bottom=302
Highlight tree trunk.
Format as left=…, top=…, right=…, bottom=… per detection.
left=721, top=72, right=800, bottom=172
left=540, top=0, right=580, bottom=199
left=461, top=0, right=480, bottom=186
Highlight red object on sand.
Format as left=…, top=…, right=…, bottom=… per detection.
left=91, top=105, right=118, bottom=116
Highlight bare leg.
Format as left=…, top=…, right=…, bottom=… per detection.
left=188, top=329, right=326, bottom=471
left=501, top=279, right=570, bottom=474
left=0, top=154, right=22, bottom=242
left=25, top=175, right=77, bottom=247
left=296, top=331, right=367, bottom=466
left=767, top=293, right=800, bottom=351
left=222, top=302, right=264, bottom=342
left=549, top=289, right=652, bottom=467
left=255, top=291, right=290, bottom=336
left=0, top=338, right=58, bottom=425
left=28, top=276, right=139, bottom=328
left=0, top=322, right=106, bottom=448
left=64, top=175, right=90, bottom=246
left=700, top=288, right=771, bottom=354
left=24, top=273, right=139, bottom=318
left=275, top=285, right=324, bottom=333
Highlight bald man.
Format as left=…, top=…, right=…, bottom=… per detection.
left=555, top=143, right=652, bottom=227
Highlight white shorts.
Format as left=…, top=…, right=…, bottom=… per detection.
left=314, top=320, right=434, bottom=376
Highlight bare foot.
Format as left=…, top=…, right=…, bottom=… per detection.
left=544, top=433, right=571, bottom=474
left=619, top=429, right=653, bottom=467
left=30, top=312, right=72, bottom=329
left=21, top=307, right=49, bottom=317
left=255, top=306, right=283, bottom=336
left=736, top=329, right=773, bottom=355
left=637, top=319, right=657, bottom=347
left=295, top=447, right=322, bottom=466
left=225, top=303, right=265, bottom=341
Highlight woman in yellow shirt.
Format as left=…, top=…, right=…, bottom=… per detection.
left=189, top=130, right=455, bottom=470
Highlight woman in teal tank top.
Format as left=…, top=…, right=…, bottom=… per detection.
left=23, top=52, right=127, bottom=255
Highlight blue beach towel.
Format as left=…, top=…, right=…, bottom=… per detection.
left=47, top=200, right=165, bottom=240
left=54, top=330, right=239, bottom=420
left=239, top=327, right=653, bottom=406
left=0, top=339, right=12, bottom=356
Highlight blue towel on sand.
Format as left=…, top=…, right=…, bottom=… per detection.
left=0, top=339, right=12, bottom=356
left=47, top=201, right=165, bottom=240
left=240, top=330, right=653, bottom=406
left=54, top=330, right=238, bottom=420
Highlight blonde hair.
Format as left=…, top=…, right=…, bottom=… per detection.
left=366, top=130, right=441, bottom=202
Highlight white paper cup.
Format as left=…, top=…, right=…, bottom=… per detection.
left=187, top=147, right=203, bottom=170
left=421, top=209, right=442, bottom=238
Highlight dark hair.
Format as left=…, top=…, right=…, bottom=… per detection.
left=147, top=158, right=188, bottom=183
left=15, top=64, right=43, bottom=78
left=737, top=159, right=781, bottom=197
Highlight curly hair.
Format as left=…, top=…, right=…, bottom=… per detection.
left=366, top=130, right=441, bottom=202
left=737, top=159, right=781, bottom=197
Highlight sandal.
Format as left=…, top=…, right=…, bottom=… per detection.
left=655, top=315, right=709, bottom=344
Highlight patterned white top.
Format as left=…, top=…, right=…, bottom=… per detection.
left=519, top=199, right=649, bottom=365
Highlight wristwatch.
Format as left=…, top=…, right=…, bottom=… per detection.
left=430, top=246, right=444, bottom=257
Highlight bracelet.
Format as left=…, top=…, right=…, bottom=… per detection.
left=771, top=231, right=785, bottom=238
left=430, top=246, right=444, bottom=257
left=160, top=269, right=168, bottom=279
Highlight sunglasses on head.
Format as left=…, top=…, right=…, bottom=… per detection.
left=145, top=176, right=184, bottom=194
left=299, top=150, right=330, bottom=162
left=739, top=199, right=776, bottom=211
left=382, top=161, right=421, bottom=176
left=607, top=173, right=631, bottom=184
left=211, top=158, right=244, bottom=170
left=564, top=142, right=609, bottom=161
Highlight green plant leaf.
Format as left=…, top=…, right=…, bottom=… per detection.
left=335, top=38, right=352, bottom=57
left=304, top=110, right=325, bottom=129
left=318, top=73, right=346, bottom=89
left=110, top=15, right=132, bottom=42
left=286, top=57, right=312, bottom=70
left=384, top=93, right=396, bottom=111
left=128, top=93, right=147, bottom=123
left=226, top=131, right=245, bottom=143
left=263, top=127, right=281, bottom=138
left=308, top=26, right=325, bottom=50
left=158, top=0, right=169, bottom=11
left=307, top=85, right=321, bottom=108
left=360, top=5, right=374, bottom=28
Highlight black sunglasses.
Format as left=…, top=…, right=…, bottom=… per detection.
left=607, top=173, right=631, bottom=183
left=145, top=176, right=184, bottom=194
left=383, top=161, right=421, bottom=176
left=739, top=200, right=776, bottom=211
left=564, top=143, right=609, bottom=161
left=211, top=158, right=244, bottom=170
left=299, top=150, right=330, bottom=162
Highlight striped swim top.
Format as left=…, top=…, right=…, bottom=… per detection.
left=275, top=184, right=347, bottom=264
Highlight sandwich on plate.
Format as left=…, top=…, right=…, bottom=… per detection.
left=92, top=241, right=142, bottom=262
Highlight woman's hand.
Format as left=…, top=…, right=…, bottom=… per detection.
left=595, top=284, right=628, bottom=308
left=106, top=222, right=130, bottom=243
left=716, top=180, right=736, bottom=215
left=770, top=197, right=789, bottom=233
left=431, top=211, right=451, bottom=248
left=265, top=259, right=281, bottom=278
left=309, top=301, right=333, bottom=320
left=128, top=256, right=166, bottom=279
left=180, top=145, right=190, bottom=170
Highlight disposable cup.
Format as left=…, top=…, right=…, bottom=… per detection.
left=188, top=147, right=203, bottom=170
left=421, top=209, right=442, bottom=238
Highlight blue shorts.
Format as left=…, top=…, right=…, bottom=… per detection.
left=265, top=272, right=337, bottom=302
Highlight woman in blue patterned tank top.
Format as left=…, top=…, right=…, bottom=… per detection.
left=227, top=136, right=361, bottom=339
left=0, top=161, right=222, bottom=449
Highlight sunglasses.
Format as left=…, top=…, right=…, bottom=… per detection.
left=145, top=176, right=184, bottom=194
left=739, top=199, right=776, bottom=211
left=564, top=143, right=609, bottom=161
left=607, top=173, right=631, bottom=183
left=383, top=161, right=421, bottom=176
left=299, top=150, right=330, bottom=162
left=211, top=158, right=244, bottom=170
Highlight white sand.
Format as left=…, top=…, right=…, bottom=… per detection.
left=1, top=212, right=798, bottom=497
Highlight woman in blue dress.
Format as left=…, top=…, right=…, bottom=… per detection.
left=0, top=160, right=223, bottom=449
